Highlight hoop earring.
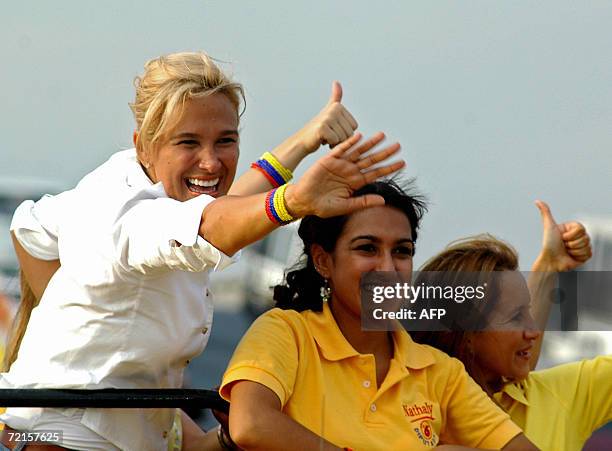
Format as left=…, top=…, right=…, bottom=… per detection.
left=320, top=279, right=331, bottom=303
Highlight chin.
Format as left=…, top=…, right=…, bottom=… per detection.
left=511, top=367, right=530, bottom=381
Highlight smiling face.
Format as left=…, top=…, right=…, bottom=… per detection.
left=471, top=271, right=541, bottom=383
left=315, top=205, right=415, bottom=324
left=138, top=93, right=239, bottom=201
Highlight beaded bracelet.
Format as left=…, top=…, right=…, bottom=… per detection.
left=216, top=425, right=237, bottom=450
left=251, top=152, right=294, bottom=187
left=265, top=184, right=296, bottom=225
left=262, top=152, right=293, bottom=181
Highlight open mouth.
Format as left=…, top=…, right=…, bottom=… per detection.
left=516, top=348, right=531, bottom=359
left=186, top=177, right=220, bottom=196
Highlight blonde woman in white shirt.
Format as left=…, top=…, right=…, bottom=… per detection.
left=1, top=51, right=404, bottom=451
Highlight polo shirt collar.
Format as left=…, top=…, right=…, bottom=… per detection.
left=392, top=326, right=436, bottom=370
left=306, top=303, right=360, bottom=361
left=305, top=303, right=436, bottom=370
left=496, top=380, right=529, bottom=406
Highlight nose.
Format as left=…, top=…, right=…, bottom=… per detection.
left=376, top=251, right=396, bottom=272
left=522, top=312, right=541, bottom=340
left=197, top=147, right=222, bottom=173
left=524, top=328, right=541, bottom=341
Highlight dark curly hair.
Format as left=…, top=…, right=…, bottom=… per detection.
left=273, top=180, right=427, bottom=312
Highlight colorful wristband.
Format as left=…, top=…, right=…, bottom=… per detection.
left=264, top=189, right=281, bottom=223
left=251, top=152, right=294, bottom=188
left=273, top=184, right=295, bottom=223
left=250, top=161, right=280, bottom=186
left=264, top=184, right=296, bottom=225
left=262, top=152, right=293, bottom=181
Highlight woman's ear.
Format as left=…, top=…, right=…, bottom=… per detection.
left=311, top=244, right=331, bottom=279
left=133, top=132, right=151, bottom=169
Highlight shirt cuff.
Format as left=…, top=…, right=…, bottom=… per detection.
left=220, top=365, right=287, bottom=407
left=10, top=199, right=59, bottom=260
left=165, top=194, right=240, bottom=272
left=169, top=194, right=215, bottom=247
left=478, top=419, right=523, bottom=449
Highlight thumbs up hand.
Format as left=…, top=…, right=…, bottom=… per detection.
left=293, top=81, right=359, bottom=154
left=534, top=200, right=592, bottom=272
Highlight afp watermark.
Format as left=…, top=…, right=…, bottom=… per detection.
left=361, top=271, right=612, bottom=332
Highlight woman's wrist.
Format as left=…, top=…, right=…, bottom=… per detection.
left=283, top=184, right=309, bottom=219
left=216, top=425, right=238, bottom=450
left=531, top=252, right=557, bottom=272
left=271, top=135, right=312, bottom=170
left=264, top=184, right=297, bottom=225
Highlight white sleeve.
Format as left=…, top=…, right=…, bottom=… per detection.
left=9, top=192, right=73, bottom=260
left=112, top=192, right=238, bottom=275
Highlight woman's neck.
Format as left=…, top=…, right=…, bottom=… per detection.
left=473, top=365, right=504, bottom=395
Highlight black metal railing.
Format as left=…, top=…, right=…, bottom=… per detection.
left=0, top=388, right=228, bottom=412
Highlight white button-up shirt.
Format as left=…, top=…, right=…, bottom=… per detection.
left=1, top=149, right=236, bottom=451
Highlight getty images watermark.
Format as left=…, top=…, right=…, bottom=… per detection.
left=361, top=271, right=612, bottom=332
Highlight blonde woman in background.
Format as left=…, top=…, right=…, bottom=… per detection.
left=1, top=51, right=404, bottom=451
left=412, top=203, right=610, bottom=450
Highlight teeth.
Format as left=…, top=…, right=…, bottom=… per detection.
left=188, top=178, right=219, bottom=187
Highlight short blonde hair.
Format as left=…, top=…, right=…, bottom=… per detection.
left=129, top=51, right=244, bottom=153
left=420, top=234, right=519, bottom=273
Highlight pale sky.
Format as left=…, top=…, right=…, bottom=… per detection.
left=2, top=0, right=611, bottom=268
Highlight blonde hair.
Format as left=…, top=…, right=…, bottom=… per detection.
left=129, top=51, right=244, bottom=154
left=420, top=234, right=518, bottom=273
left=2, top=273, right=37, bottom=371
left=411, top=234, right=519, bottom=396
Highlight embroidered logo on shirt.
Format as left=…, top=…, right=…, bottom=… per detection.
left=403, top=402, right=433, bottom=418
left=403, top=402, right=439, bottom=447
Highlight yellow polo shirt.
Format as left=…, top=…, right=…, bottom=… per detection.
left=494, top=355, right=612, bottom=451
left=221, top=304, right=520, bottom=449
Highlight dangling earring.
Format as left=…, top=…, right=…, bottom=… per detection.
left=320, top=279, right=331, bottom=303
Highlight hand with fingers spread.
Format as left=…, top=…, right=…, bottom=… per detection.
left=284, top=132, right=404, bottom=218
left=292, top=81, right=358, bottom=154
left=533, top=200, right=593, bottom=272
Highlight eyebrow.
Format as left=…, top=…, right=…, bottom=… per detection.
left=171, top=130, right=239, bottom=140
left=350, top=235, right=414, bottom=244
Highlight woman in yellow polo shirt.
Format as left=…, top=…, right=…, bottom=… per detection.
left=220, top=181, right=537, bottom=450
left=411, top=204, right=609, bottom=451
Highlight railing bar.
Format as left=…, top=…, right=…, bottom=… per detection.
left=0, top=389, right=229, bottom=412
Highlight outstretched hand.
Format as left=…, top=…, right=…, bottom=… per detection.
left=285, top=132, right=404, bottom=218
left=293, top=81, right=358, bottom=153
left=533, top=200, right=592, bottom=272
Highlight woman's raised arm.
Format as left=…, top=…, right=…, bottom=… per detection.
left=229, top=81, right=357, bottom=196
left=528, top=200, right=592, bottom=370
left=200, top=132, right=403, bottom=256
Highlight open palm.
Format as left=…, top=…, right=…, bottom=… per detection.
left=287, top=132, right=405, bottom=218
